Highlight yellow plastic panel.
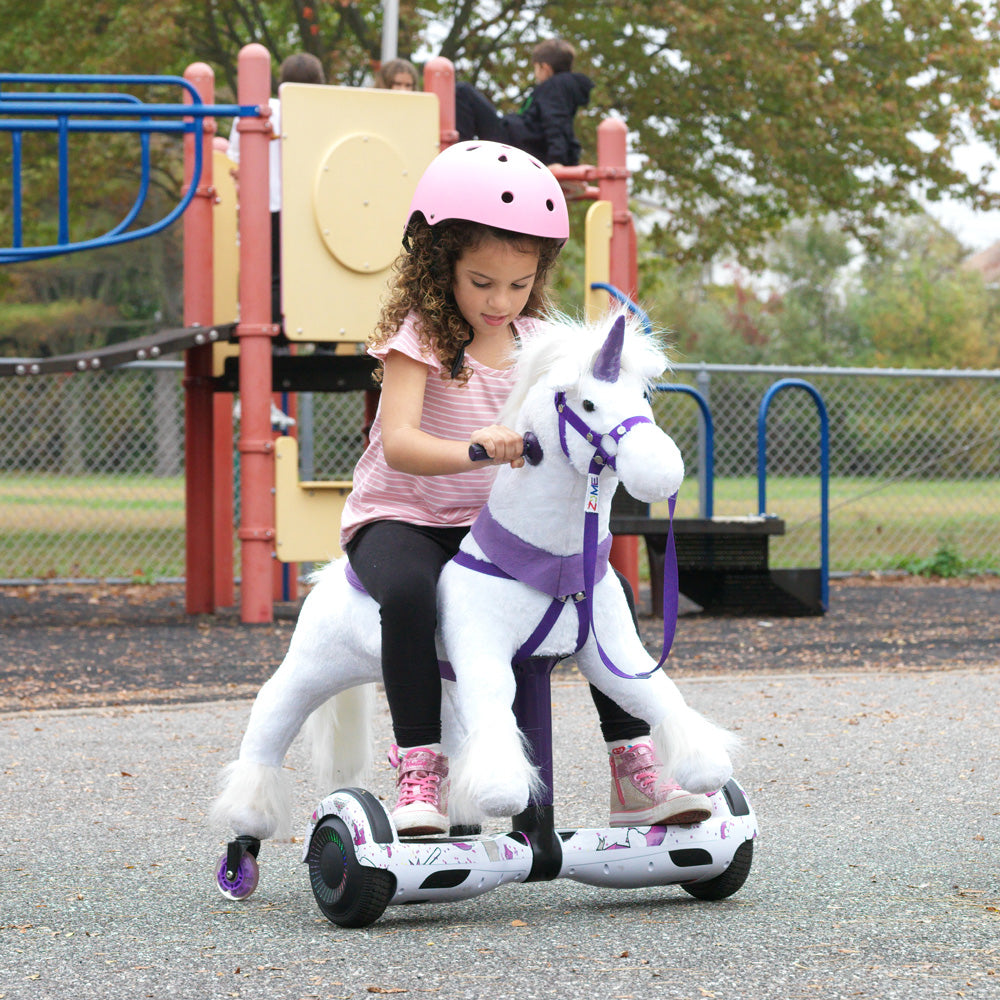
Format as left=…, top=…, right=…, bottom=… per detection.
left=212, top=148, right=241, bottom=375
left=274, top=435, right=353, bottom=563
left=280, top=84, right=440, bottom=342
left=584, top=200, right=613, bottom=322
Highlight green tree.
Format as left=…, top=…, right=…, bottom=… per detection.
left=151, top=1, right=1000, bottom=259
left=850, top=217, right=1000, bottom=368
left=7, top=0, right=1000, bottom=259
left=6, top=0, right=1000, bottom=353
left=752, top=219, right=860, bottom=365
left=638, top=212, right=1000, bottom=368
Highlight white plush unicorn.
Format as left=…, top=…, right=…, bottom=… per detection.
left=212, top=310, right=736, bottom=847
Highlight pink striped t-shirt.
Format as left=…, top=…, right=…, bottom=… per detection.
left=339, top=312, right=543, bottom=546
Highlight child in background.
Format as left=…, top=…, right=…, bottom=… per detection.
left=341, top=140, right=712, bottom=835
left=455, top=39, right=593, bottom=167
left=376, top=57, right=419, bottom=91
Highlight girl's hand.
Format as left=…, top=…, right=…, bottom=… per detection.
left=469, top=425, right=525, bottom=468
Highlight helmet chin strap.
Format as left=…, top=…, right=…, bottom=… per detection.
left=449, top=328, right=475, bottom=380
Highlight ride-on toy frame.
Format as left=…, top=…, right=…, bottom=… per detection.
left=299, top=656, right=757, bottom=928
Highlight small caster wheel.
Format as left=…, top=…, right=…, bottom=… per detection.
left=216, top=836, right=261, bottom=901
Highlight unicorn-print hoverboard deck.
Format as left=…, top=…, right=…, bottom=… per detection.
left=303, top=779, right=756, bottom=928
left=302, top=656, right=757, bottom=928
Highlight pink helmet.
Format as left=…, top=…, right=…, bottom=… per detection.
left=406, top=140, right=569, bottom=241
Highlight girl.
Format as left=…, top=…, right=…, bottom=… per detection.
left=342, top=140, right=712, bottom=835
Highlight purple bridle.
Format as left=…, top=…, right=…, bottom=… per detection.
left=553, top=384, right=678, bottom=680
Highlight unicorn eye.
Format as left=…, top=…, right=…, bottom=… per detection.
left=582, top=399, right=596, bottom=412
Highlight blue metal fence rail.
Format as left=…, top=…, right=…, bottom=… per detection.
left=657, top=384, right=714, bottom=517
left=757, top=378, right=830, bottom=609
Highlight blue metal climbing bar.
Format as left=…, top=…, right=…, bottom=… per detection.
left=0, top=72, right=255, bottom=263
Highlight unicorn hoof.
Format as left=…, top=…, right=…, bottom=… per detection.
left=451, top=728, right=538, bottom=819
left=674, top=756, right=734, bottom=796
left=476, top=783, right=530, bottom=819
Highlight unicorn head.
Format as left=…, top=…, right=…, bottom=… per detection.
left=502, top=310, right=684, bottom=504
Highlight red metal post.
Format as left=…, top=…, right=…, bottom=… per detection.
left=183, top=62, right=217, bottom=614
left=212, top=391, right=235, bottom=607
left=597, top=118, right=642, bottom=601
left=423, top=56, right=458, bottom=148
left=597, top=117, right=635, bottom=302
left=236, top=43, right=278, bottom=623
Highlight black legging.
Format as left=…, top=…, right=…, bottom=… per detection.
left=345, top=520, right=650, bottom=747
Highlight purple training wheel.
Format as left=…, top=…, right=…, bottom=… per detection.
left=215, top=850, right=259, bottom=901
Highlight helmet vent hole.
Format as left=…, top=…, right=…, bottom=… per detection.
left=498, top=154, right=508, bottom=162
left=545, top=199, right=554, bottom=211
left=501, top=191, right=514, bottom=204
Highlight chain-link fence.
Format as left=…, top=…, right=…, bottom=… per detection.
left=2, top=360, right=998, bottom=583
left=658, top=363, right=1000, bottom=575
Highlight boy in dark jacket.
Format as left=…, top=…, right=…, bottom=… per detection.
left=456, top=39, right=593, bottom=166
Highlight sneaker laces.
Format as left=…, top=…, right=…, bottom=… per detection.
left=614, top=744, right=679, bottom=798
left=388, top=746, right=447, bottom=807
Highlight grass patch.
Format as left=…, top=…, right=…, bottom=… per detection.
left=1, top=526, right=189, bottom=580
left=1, top=472, right=997, bottom=579
left=651, top=476, right=1000, bottom=574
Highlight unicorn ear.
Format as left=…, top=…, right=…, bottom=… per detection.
left=544, top=357, right=581, bottom=391
left=593, top=314, right=626, bottom=383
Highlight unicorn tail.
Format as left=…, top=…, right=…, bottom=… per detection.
left=303, top=683, right=377, bottom=793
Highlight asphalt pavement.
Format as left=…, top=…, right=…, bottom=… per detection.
left=2, top=666, right=998, bottom=999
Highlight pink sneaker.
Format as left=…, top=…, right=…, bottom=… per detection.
left=609, top=742, right=713, bottom=826
left=388, top=745, right=449, bottom=836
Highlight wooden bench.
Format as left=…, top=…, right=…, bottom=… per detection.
left=611, top=507, right=824, bottom=616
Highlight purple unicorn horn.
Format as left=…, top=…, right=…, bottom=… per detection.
left=593, top=314, right=626, bottom=383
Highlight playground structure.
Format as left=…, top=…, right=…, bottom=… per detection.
left=1, top=46, right=647, bottom=623
left=1, top=46, right=826, bottom=620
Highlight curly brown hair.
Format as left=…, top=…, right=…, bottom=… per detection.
left=370, top=217, right=564, bottom=385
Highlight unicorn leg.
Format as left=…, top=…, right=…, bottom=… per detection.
left=212, top=562, right=381, bottom=841
left=212, top=656, right=357, bottom=841
left=448, top=651, right=541, bottom=820
left=439, top=569, right=547, bottom=820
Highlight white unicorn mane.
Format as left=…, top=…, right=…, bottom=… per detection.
left=502, top=308, right=670, bottom=424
